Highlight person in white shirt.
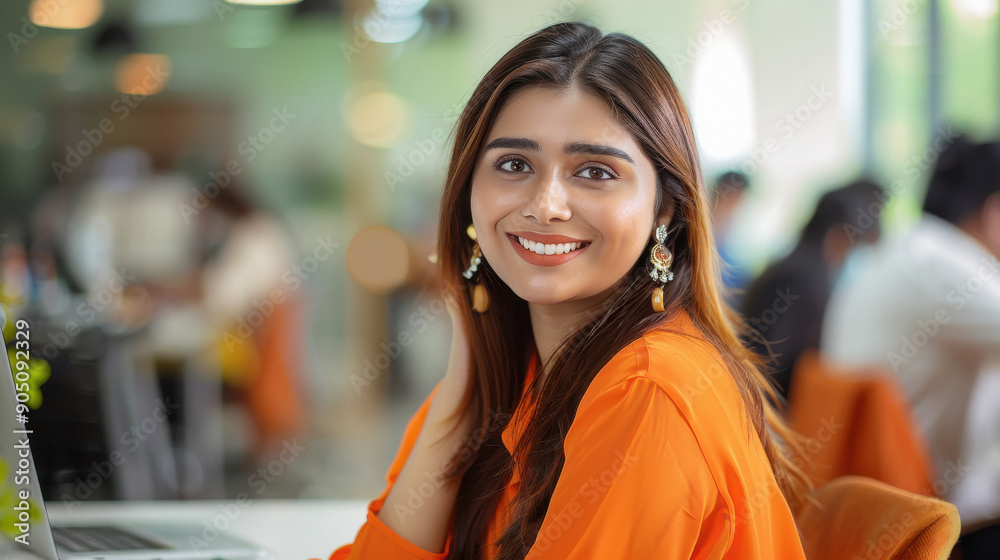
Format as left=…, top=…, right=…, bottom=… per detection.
left=821, top=137, right=1000, bottom=555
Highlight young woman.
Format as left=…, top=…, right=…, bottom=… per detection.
left=327, top=21, right=809, bottom=560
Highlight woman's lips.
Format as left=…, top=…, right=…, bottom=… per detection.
left=506, top=233, right=591, bottom=267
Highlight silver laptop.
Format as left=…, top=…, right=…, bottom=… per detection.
left=0, top=305, right=272, bottom=560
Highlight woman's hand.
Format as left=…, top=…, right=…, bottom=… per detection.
left=423, top=293, right=477, bottom=440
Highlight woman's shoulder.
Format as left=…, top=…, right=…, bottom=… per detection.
left=579, top=309, right=738, bottom=413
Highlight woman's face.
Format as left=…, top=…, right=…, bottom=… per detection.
left=470, top=85, right=664, bottom=306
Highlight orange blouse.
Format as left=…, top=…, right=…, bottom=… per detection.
left=325, top=310, right=806, bottom=559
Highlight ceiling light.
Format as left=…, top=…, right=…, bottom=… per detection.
left=29, top=0, right=103, bottom=29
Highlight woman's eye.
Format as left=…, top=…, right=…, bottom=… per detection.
left=498, top=158, right=531, bottom=173
left=577, top=166, right=615, bottom=180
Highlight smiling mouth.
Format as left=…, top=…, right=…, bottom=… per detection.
left=504, top=234, right=592, bottom=267
left=510, top=235, right=591, bottom=255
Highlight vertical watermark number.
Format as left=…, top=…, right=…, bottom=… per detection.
left=10, top=319, right=34, bottom=546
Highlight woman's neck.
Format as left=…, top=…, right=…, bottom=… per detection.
left=527, top=285, right=619, bottom=381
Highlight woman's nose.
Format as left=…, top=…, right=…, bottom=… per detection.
left=522, top=173, right=571, bottom=223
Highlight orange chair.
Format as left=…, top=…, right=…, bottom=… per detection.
left=785, top=351, right=938, bottom=496
left=796, top=476, right=960, bottom=560
left=245, top=294, right=306, bottom=456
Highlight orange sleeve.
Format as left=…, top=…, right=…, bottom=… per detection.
left=524, top=376, right=732, bottom=559
left=325, top=381, right=452, bottom=560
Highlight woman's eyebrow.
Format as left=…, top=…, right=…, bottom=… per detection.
left=483, top=137, right=540, bottom=151
left=564, top=142, right=634, bottom=164
left=482, top=137, right=635, bottom=164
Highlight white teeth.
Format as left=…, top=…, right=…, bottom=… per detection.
left=517, top=237, right=585, bottom=255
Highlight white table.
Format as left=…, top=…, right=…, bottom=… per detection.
left=5, top=500, right=369, bottom=560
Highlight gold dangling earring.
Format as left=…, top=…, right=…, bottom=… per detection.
left=649, top=224, right=674, bottom=312
left=462, top=223, right=490, bottom=313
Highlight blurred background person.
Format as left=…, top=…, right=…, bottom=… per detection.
left=197, top=183, right=307, bottom=464
left=14, top=143, right=307, bottom=500
left=742, top=179, right=884, bottom=401
left=26, top=147, right=202, bottom=500
left=710, top=171, right=753, bottom=307
left=822, top=137, right=1000, bottom=552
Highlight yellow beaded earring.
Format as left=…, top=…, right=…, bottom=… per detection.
left=462, top=224, right=490, bottom=313
left=649, top=224, right=674, bottom=312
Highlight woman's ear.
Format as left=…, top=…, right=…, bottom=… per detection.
left=655, top=198, right=676, bottom=234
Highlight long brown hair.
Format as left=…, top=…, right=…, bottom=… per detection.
left=431, top=21, right=808, bottom=560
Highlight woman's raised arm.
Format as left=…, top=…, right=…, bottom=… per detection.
left=330, top=294, right=478, bottom=559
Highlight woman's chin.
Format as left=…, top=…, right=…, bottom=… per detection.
left=512, top=286, right=609, bottom=308
left=505, top=284, right=572, bottom=306
left=522, top=295, right=571, bottom=306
